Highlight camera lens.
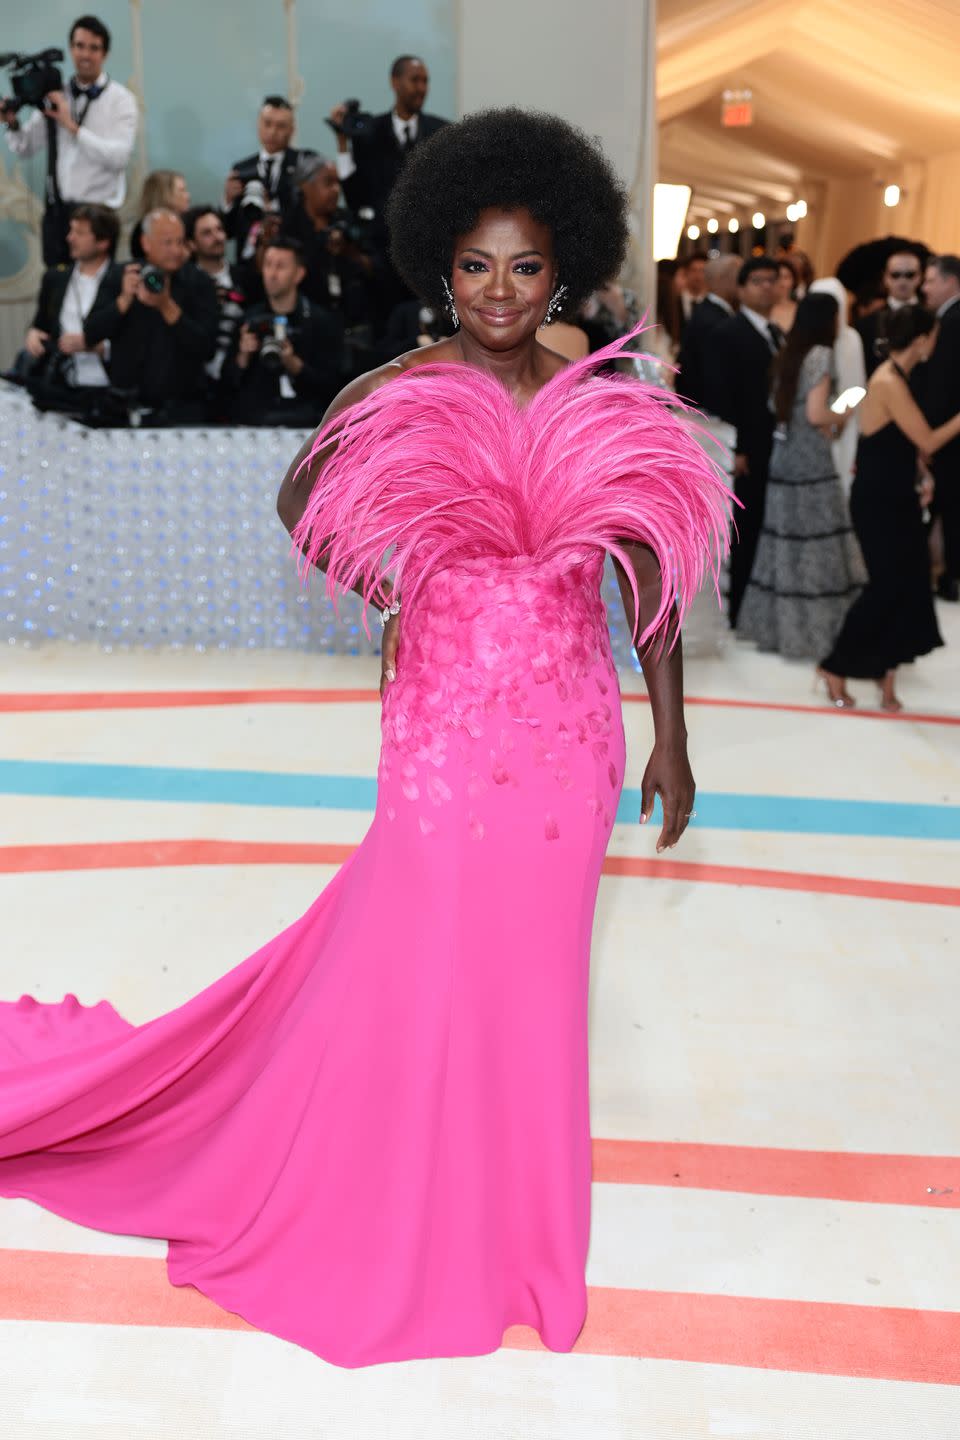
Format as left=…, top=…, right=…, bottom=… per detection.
left=140, top=264, right=165, bottom=294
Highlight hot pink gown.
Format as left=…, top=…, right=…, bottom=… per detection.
left=0, top=331, right=729, bottom=1367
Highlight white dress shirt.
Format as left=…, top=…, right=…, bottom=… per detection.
left=59, top=260, right=110, bottom=386
left=740, top=304, right=780, bottom=352
left=335, top=110, right=419, bottom=183
left=6, top=73, right=137, bottom=207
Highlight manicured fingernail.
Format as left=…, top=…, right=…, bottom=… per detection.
left=385, top=668, right=395, bottom=682
left=640, top=813, right=647, bottom=824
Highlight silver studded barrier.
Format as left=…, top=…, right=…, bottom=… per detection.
left=0, top=381, right=726, bottom=662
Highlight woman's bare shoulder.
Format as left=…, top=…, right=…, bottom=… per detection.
left=324, top=340, right=464, bottom=418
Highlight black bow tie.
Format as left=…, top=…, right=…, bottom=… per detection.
left=70, top=76, right=104, bottom=101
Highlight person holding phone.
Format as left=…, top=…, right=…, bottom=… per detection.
left=737, top=291, right=866, bottom=664
left=819, top=305, right=960, bottom=710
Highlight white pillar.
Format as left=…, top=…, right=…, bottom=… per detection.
left=454, top=0, right=657, bottom=307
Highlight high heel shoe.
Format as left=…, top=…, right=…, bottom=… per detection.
left=814, top=667, right=856, bottom=708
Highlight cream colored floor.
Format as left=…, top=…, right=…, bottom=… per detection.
left=1, top=606, right=958, bottom=1439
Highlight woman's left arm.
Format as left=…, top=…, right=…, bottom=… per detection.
left=613, top=540, right=695, bottom=852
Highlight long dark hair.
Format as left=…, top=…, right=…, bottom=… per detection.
left=773, top=292, right=838, bottom=421
left=880, top=304, right=936, bottom=356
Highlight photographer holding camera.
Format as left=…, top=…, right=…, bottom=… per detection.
left=85, top=207, right=218, bottom=423
left=2, top=15, right=137, bottom=265
left=223, top=97, right=305, bottom=263
left=12, top=201, right=118, bottom=417
left=225, top=236, right=341, bottom=426
left=285, top=152, right=372, bottom=326
left=327, top=56, right=447, bottom=333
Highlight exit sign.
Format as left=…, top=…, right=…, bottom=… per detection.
left=723, top=99, right=753, bottom=126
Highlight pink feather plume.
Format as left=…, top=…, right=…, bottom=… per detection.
left=291, top=322, right=734, bottom=648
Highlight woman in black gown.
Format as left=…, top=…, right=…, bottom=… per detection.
left=819, top=306, right=960, bottom=710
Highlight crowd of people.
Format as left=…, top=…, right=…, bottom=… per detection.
left=669, top=243, right=960, bottom=708
left=3, top=15, right=639, bottom=431
left=3, top=14, right=959, bottom=705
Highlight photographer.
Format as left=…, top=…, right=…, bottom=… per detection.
left=2, top=15, right=137, bottom=265
left=85, top=207, right=218, bottom=423
left=223, top=96, right=304, bottom=263
left=328, top=56, right=447, bottom=333
left=13, top=201, right=118, bottom=417
left=224, top=236, right=341, bottom=426
left=284, top=152, right=372, bottom=327
left=184, top=204, right=246, bottom=411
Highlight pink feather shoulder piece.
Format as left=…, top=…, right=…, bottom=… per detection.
left=291, top=323, right=733, bottom=646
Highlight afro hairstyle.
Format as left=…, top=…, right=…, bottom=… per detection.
left=385, top=107, right=629, bottom=322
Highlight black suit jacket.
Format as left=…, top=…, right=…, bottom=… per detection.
left=224, top=146, right=306, bottom=255
left=341, top=112, right=448, bottom=219
left=714, top=313, right=777, bottom=469
left=675, top=296, right=732, bottom=412
left=85, top=263, right=219, bottom=408
left=30, top=261, right=118, bottom=343
left=924, top=299, right=960, bottom=471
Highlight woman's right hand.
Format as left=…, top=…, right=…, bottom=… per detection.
left=380, top=612, right=400, bottom=698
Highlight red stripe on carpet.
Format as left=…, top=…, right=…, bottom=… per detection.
left=1, top=839, right=954, bottom=909
left=590, top=1140, right=960, bottom=1207
left=1, top=689, right=957, bottom=725
left=1, top=1252, right=957, bottom=1382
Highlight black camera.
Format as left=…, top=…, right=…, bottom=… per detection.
left=0, top=48, right=64, bottom=116
left=250, top=315, right=292, bottom=372
left=139, top=264, right=167, bottom=295
left=325, top=98, right=375, bottom=142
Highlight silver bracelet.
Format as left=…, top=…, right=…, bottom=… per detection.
left=378, top=598, right=400, bottom=627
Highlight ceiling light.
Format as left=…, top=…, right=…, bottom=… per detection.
left=785, top=203, right=799, bottom=223
left=728, top=217, right=740, bottom=233
left=752, top=211, right=766, bottom=229
left=883, top=184, right=901, bottom=208
left=794, top=199, right=807, bottom=219
left=706, top=218, right=719, bottom=234
left=687, top=224, right=701, bottom=240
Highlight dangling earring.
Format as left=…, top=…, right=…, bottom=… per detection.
left=440, top=275, right=460, bottom=329
left=543, top=283, right=569, bottom=326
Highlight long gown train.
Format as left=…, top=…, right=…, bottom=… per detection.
left=0, top=329, right=730, bottom=1367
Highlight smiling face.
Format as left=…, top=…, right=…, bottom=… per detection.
left=70, top=26, right=107, bottom=85
left=450, top=207, right=556, bottom=352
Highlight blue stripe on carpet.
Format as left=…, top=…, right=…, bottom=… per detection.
left=0, top=760, right=956, bottom=840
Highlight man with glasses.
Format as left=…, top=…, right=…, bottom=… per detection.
left=857, top=247, right=923, bottom=377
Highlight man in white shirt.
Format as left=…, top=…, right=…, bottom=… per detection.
left=2, top=15, right=137, bottom=266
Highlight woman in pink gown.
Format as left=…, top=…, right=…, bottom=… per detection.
left=0, top=110, right=730, bottom=1367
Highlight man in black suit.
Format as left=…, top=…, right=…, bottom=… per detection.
left=712, top=256, right=783, bottom=627
left=856, top=247, right=923, bottom=377
left=328, top=57, right=448, bottom=332
left=13, top=202, right=119, bottom=417
left=675, top=254, right=739, bottom=413
left=222, top=97, right=305, bottom=262
left=922, top=254, right=960, bottom=600
left=85, top=207, right=218, bottom=422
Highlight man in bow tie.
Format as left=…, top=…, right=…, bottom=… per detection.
left=2, top=15, right=138, bottom=266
